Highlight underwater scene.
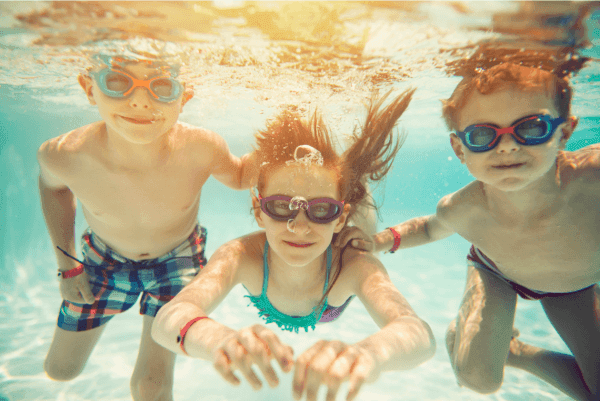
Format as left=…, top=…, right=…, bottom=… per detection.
left=1, top=2, right=600, bottom=401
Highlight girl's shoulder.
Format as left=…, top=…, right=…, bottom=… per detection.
left=329, top=246, right=382, bottom=301
left=225, top=231, right=266, bottom=294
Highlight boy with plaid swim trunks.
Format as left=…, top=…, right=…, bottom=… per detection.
left=37, top=53, right=257, bottom=400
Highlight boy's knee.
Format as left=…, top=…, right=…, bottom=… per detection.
left=453, top=363, right=504, bottom=394
left=131, top=372, right=173, bottom=401
left=43, top=357, right=83, bottom=381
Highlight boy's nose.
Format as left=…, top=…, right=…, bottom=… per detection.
left=496, top=133, right=520, bottom=153
left=128, top=87, right=153, bottom=109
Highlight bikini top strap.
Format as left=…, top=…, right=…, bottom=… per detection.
left=262, top=241, right=270, bottom=296
left=323, top=245, right=332, bottom=295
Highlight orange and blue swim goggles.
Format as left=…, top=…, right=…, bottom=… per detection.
left=90, top=68, right=183, bottom=103
left=456, top=114, right=565, bottom=153
left=258, top=194, right=345, bottom=224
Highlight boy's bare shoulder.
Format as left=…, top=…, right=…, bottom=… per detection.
left=559, top=145, right=600, bottom=185
left=436, top=181, right=483, bottom=224
left=172, top=122, right=228, bottom=151
left=37, top=122, right=103, bottom=174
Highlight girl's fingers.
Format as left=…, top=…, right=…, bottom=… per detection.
left=292, top=341, right=328, bottom=400
left=228, top=339, right=263, bottom=390
left=325, top=351, right=356, bottom=401
left=253, top=325, right=294, bottom=372
left=213, top=349, right=241, bottom=386
left=346, top=354, right=373, bottom=401
left=238, top=328, right=279, bottom=388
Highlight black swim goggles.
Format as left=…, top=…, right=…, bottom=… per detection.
left=90, top=68, right=183, bottom=103
left=456, top=114, right=566, bottom=153
left=258, top=194, right=345, bottom=224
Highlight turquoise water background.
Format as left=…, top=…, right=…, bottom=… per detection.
left=1, top=2, right=600, bottom=401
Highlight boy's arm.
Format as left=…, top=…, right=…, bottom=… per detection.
left=349, top=195, right=457, bottom=253
left=210, top=135, right=258, bottom=190
left=37, top=143, right=95, bottom=304
left=372, top=212, right=455, bottom=253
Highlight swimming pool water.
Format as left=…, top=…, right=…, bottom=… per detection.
left=1, top=2, right=599, bottom=401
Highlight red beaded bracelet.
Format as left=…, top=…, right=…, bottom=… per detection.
left=177, top=316, right=210, bottom=355
left=388, top=227, right=401, bottom=253
left=58, top=264, right=84, bottom=279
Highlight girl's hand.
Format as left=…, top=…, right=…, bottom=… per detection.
left=292, top=340, right=380, bottom=401
left=59, top=272, right=95, bottom=304
left=213, top=324, right=294, bottom=390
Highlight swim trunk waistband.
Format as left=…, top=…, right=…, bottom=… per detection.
left=83, top=225, right=204, bottom=269
left=467, top=245, right=595, bottom=300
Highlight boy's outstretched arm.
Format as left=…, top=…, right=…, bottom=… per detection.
left=350, top=197, right=456, bottom=253
left=37, top=142, right=95, bottom=304
left=210, top=134, right=258, bottom=190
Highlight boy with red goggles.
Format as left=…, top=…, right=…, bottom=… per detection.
left=38, top=54, right=258, bottom=400
left=350, top=63, right=600, bottom=400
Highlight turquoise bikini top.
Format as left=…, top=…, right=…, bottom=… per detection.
left=244, top=242, right=332, bottom=333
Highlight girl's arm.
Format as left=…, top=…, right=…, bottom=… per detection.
left=292, top=251, right=436, bottom=401
left=151, top=234, right=293, bottom=388
left=352, top=253, right=436, bottom=370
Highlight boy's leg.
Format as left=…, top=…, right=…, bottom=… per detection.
left=44, top=324, right=107, bottom=381
left=446, top=264, right=518, bottom=393
left=130, top=315, right=176, bottom=401
left=536, top=284, right=600, bottom=400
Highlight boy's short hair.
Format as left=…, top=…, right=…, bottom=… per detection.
left=441, top=63, right=572, bottom=131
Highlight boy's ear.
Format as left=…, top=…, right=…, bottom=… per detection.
left=558, top=116, right=578, bottom=149
left=252, top=195, right=265, bottom=228
left=78, top=74, right=96, bottom=105
left=450, top=133, right=466, bottom=164
left=181, top=86, right=194, bottom=109
left=333, top=204, right=352, bottom=234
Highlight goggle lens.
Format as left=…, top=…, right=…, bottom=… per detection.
left=92, top=69, right=182, bottom=103
left=458, top=115, right=564, bottom=152
left=260, top=195, right=344, bottom=224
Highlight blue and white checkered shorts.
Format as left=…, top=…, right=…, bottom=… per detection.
left=57, top=225, right=207, bottom=332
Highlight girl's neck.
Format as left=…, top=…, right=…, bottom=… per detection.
left=268, top=249, right=327, bottom=292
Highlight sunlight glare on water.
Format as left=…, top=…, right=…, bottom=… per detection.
left=1, top=1, right=599, bottom=401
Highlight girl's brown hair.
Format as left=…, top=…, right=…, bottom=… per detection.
left=254, top=88, right=415, bottom=307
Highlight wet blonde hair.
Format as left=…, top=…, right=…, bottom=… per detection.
left=442, top=63, right=572, bottom=131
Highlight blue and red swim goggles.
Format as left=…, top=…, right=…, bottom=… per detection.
left=90, top=68, right=183, bottom=103
left=456, top=114, right=566, bottom=153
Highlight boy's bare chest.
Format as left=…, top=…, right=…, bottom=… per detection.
left=462, top=198, right=600, bottom=292
left=71, top=162, right=209, bottom=226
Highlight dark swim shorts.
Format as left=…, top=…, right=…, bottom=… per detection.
left=57, top=225, right=207, bottom=332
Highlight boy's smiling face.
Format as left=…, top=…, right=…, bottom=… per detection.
left=79, top=62, right=193, bottom=145
left=450, top=86, right=575, bottom=192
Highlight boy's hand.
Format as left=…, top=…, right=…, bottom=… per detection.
left=59, top=272, right=95, bottom=304
left=213, top=324, right=294, bottom=390
left=334, top=226, right=374, bottom=252
left=292, top=340, right=380, bottom=401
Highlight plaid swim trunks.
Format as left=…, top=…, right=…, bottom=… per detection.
left=57, top=225, right=207, bottom=332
